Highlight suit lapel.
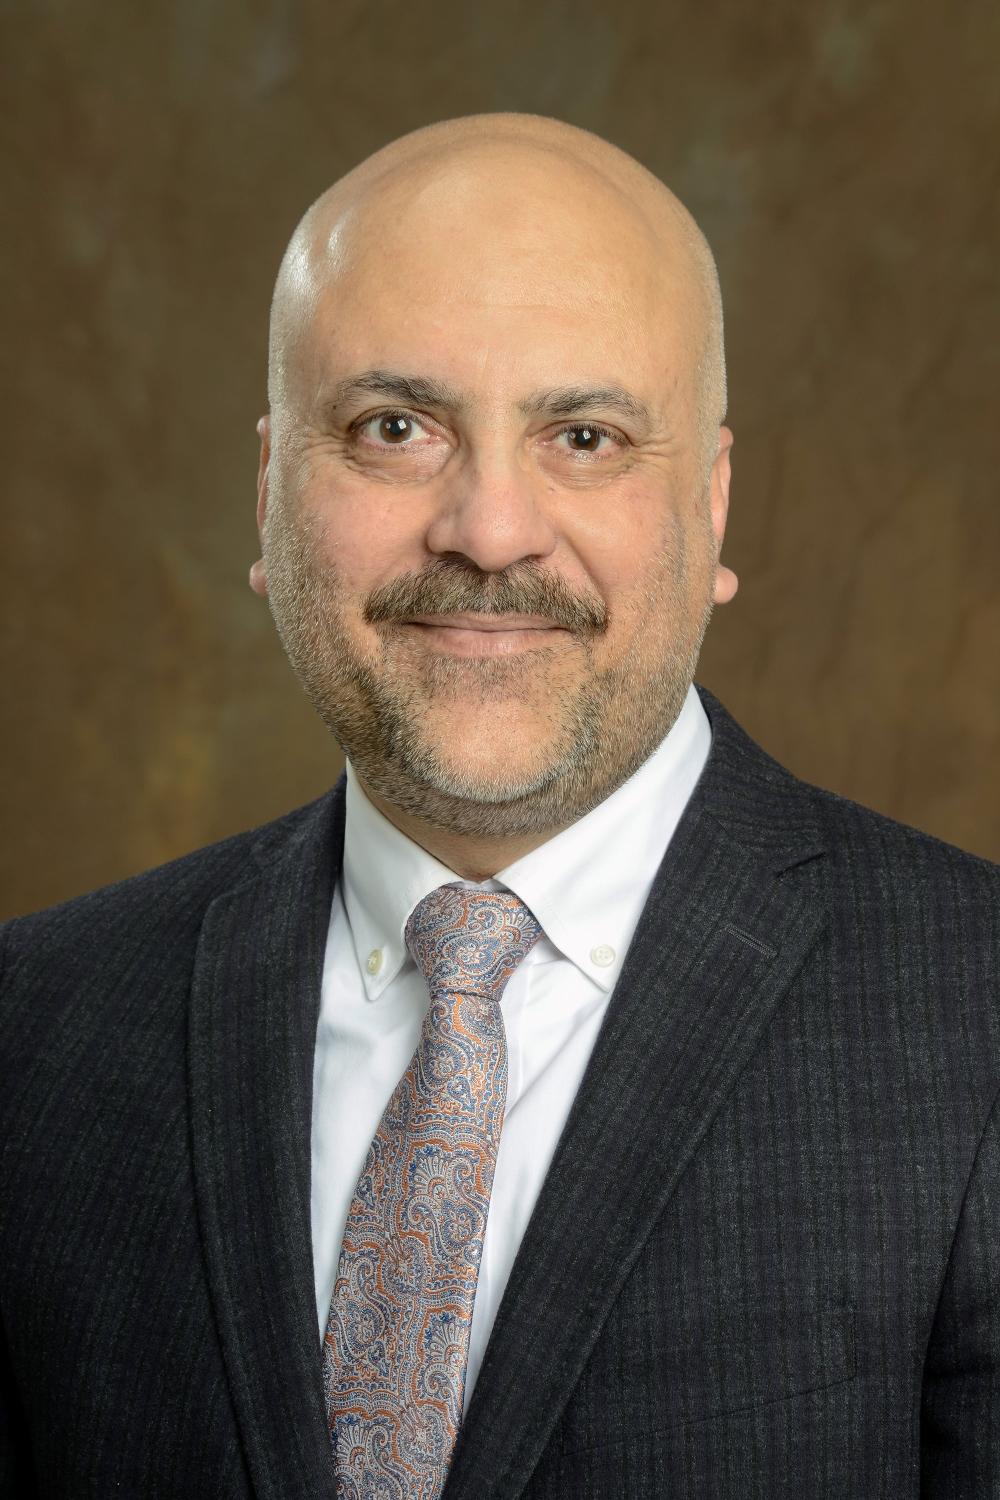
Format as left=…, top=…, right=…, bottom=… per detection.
left=443, top=694, right=829, bottom=1499
left=188, top=784, right=346, bottom=1500
left=184, top=694, right=827, bottom=1500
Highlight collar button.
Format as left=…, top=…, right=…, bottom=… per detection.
left=590, top=943, right=616, bottom=968
left=366, top=948, right=384, bottom=976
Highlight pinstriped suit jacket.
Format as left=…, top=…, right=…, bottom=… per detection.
left=1, top=688, right=999, bottom=1498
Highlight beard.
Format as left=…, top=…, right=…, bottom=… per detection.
left=262, top=500, right=714, bottom=841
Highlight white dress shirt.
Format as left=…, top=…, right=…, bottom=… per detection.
left=310, top=683, right=711, bottom=1410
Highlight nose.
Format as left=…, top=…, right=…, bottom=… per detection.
left=423, top=448, right=559, bottom=574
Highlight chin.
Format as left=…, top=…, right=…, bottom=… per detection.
left=411, top=738, right=567, bottom=806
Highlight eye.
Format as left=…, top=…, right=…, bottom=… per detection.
left=355, top=409, right=433, bottom=447
left=553, top=423, right=622, bottom=455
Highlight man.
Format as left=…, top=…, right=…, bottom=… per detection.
left=1, top=112, right=998, bottom=1500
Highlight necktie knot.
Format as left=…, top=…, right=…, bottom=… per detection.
left=404, top=883, right=543, bottom=1004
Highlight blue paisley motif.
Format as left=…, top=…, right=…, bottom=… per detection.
left=325, top=885, right=542, bottom=1499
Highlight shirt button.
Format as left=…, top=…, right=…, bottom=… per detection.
left=366, top=948, right=383, bottom=976
left=590, top=943, right=616, bottom=968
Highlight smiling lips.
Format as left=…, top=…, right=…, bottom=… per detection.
left=402, top=613, right=569, bottom=658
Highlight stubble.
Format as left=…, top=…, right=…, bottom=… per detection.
left=263, top=502, right=713, bottom=840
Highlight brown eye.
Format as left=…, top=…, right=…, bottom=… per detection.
left=567, top=426, right=602, bottom=451
left=379, top=414, right=412, bottom=443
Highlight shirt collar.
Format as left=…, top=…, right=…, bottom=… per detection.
left=492, top=684, right=710, bottom=991
left=341, top=684, right=711, bottom=999
left=341, top=764, right=459, bottom=1001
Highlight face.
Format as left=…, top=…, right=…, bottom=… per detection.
left=252, top=159, right=735, bottom=840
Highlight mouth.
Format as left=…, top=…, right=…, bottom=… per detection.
left=398, top=613, right=571, bottom=658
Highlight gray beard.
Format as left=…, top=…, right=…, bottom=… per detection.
left=314, top=636, right=701, bottom=839
left=263, top=518, right=712, bottom=841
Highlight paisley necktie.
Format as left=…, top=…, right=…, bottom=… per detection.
left=324, top=883, right=543, bottom=1499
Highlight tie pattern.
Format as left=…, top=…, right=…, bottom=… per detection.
left=324, top=884, right=543, bottom=1499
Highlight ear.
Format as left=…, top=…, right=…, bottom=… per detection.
left=709, top=425, right=738, bottom=605
left=248, top=414, right=271, bottom=598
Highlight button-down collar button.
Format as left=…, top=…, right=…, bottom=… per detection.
left=366, top=948, right=383, bottom=976
left=590, top=943, right=615, bottom=968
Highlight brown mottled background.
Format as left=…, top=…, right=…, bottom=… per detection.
left=2, top=2, right=998, bottom=918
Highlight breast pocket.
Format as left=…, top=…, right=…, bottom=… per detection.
left=558, top=1298, right=856, bottom=1456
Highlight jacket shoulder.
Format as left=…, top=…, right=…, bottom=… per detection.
left=698, top=684, right=1000, bottom=892
left=806, top=775, right=1000, bottom=891
left=0, top=788, right=339, bottom=986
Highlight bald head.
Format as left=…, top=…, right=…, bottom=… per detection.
left=267, top=113, right=726, bottom=466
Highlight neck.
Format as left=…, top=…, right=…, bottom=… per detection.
left=356, top=777, right=573, bottom=881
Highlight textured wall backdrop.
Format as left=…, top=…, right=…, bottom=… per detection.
left=2, top=1, right=998, bottom=917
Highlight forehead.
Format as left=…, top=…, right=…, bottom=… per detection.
left=291, top=153, right=702, bottom=408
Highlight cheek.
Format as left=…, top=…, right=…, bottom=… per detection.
left=562, top=484, right=677, bottom=605
left=576, top=506, right=711, bottom=636
left=297, top=468, right=432, bottom=595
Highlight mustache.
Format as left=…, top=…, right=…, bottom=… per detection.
left=364, top=560, right=608, bottom=635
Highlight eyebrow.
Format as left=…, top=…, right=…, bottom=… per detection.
left=328, top=369, right=465, bottom=412
left=517, top=384, right=653, bottom=428
left=327, top=369, right=655, bottom=432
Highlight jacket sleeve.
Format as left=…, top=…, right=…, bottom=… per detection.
left=921, top=1087, right=1000, bottom=1495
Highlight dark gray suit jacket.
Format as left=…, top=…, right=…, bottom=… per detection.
left=2, top=689, right=999, bottom=1498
